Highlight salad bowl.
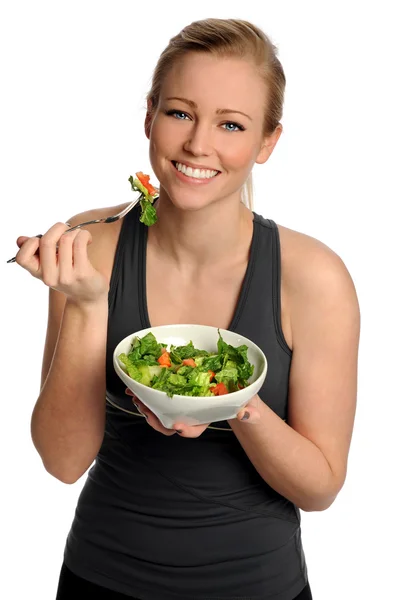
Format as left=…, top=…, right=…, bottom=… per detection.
left=113, top=324, right=267, bottom=428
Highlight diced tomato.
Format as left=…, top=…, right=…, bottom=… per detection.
left=136, top=171, right=156, bottom=196
left=208, top=370, right=215, bottom=381
left=182, top=358, right=196, bottom=368
left=158, top=351, right=171, bottom=367
left=238, top=382, right=244, bottom=389
left=211, top=382, right=229, bottom=396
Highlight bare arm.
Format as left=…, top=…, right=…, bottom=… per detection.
left=16, top=211, right=115, bottom=483
left=32, top=293, right=108, bottom=483
left=229, top=235, right=360, bottom=511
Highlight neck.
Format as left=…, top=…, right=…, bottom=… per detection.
left=148, top=190, right=254, bottom=269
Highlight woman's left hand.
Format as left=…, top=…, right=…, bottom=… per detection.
left=234, top=394, right=262, bottom=424
left=126, top=388, right=261, bottom=437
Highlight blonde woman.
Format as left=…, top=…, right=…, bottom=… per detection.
left=15, top=18, right=359, bottom=600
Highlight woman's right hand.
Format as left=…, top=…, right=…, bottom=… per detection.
left=125, top=389, right=211, bottom=438
left=15, top=222, right=109, bottom=304
left=126, top=389, right=178, bottom=436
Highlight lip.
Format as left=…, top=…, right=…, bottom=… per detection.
left=170, top=160, right=221, bottom=185
left=172, top=160, right=221, bottom=173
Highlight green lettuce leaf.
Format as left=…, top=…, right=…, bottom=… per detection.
left=169, top=341, right=209, bottom=361
left=140, top=199, right=157, bottom=226
left=119, top=330, right=255, bottom=397
left=128, top=175, right=158, bottom=226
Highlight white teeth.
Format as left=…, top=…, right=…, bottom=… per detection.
left=175, top=162, right=218, bottom=179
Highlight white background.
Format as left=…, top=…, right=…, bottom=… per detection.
left=1, top=1, right=399, bottom=598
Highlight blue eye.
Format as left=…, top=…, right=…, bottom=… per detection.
left=166, top=110, right=189, bottom=120
left=165, top=110, right=245, bottom=132
left=223, top=122, right=244, bottom=132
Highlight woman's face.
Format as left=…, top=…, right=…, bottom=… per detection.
left=146, top=52, right=281, bottom=212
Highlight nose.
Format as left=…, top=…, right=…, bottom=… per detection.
left=183, top=122, right=213, bottom=156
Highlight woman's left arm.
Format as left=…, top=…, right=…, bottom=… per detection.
left=229, top=241, right=360, bottom=512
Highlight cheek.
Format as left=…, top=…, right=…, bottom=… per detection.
left=151, top=116, right=181, bottom=144
left=148, top=121, right=167, bottom=160
left=221, top=140, right=256, bottom=169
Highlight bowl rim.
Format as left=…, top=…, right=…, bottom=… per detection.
left=113, top=323, right=268, bottom=401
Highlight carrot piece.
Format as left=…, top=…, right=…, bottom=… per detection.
left=136, top=171, right=156, bottom=196
left=158, top=352, right=171, bottom=367
left=182, top=358, right=196, bottom=368
left=211, top=382, right=229, bottom=396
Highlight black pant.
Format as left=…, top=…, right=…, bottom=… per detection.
left=56, top=563, right=313, bottom=599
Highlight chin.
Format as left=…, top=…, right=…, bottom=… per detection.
left=165, top=191, right=216, bottom=212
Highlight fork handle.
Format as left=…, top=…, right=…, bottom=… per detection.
left=6, top=220, right=100, bottom=264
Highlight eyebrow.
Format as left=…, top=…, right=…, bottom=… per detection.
left=165, top=96, right=253, bottom=121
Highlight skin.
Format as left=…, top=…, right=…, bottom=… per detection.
left=128, top=52, right=280, bottom=433
left=15, top=53, right=360, bottom=511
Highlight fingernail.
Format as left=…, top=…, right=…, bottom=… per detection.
left=241, top=411, right=250, bottom=421
left=176, top=429, right=183, bottom=434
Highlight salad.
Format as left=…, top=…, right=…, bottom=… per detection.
left=128, top=171, right=158, bottom=226
left=118, top=331, right=254, bottom=398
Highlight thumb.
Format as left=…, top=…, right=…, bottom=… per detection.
left=236, top=405, right=261, bottom=424
left=16, top=236, right=30, bottom=248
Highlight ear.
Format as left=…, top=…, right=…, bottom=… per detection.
left=144, top=97, right=155, bottom=140
left=255, top=124, right=283, bottom=165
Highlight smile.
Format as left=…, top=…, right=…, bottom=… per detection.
left=172, top=161, right=220, bottom=180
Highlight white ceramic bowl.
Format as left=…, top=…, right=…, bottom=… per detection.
left=113, top=324, right=267, bottom=428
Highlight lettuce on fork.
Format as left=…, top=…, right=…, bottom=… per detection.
left=128, top=171, right=158, bottom=226
left=118, top=331, right=254, bottom=398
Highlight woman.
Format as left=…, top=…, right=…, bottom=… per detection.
left=15, top=18, right=359, bottom=600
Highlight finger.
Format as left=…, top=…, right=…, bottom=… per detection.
left=15, top=236, right=42, bottom=274
left=58, top=228, right=82, bottom=286
left=16, top=236, right=30, bottom=248
left=131, top=397, right=176, bottom=436
left=72, top=229, right=92, bottom=274
left=145, top=412, right=177, bottom=436
left=172, top=423, right=209, bottom=438
left=236, top=406, right=260, bottom=423
left=39, top=223, right=72, bottom=287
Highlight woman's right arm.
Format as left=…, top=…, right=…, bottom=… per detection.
left=16, top=217, right=111, bottom=484
left=32, top=291, right=108, bottom=484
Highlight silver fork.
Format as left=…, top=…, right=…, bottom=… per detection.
left=7, top=193, right=152, bottom=264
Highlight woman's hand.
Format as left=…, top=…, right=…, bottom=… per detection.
left=125, top=388, right=210, bottom=437
left=15, top=223, right=109, bottom=304
left=125, top=389, right=262, bottom=437
left=234, top=394, right=262, bottom=423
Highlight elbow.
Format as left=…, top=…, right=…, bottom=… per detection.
left=46, top=466, right=84, bottom=485
left=297, top=478, right=345, bottom=512
left=42, top=459, right=87, bottom=485
left=299, top=495, right=337, bottom=512
left=31, top=433, right=93, bottom=484
left=52, top=471, right=82, bottom=485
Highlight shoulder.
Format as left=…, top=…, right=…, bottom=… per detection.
left=276, top=224, right=360, bottom=345
left=277, top=223, right=356, bottom=294
left=66, top=202, right=131, bottom=280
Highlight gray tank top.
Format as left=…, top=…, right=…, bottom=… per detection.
left=63, top=203, right=308, bottom=599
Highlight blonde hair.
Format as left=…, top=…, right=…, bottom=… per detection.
left=147, top=18, right=286, bottom=210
